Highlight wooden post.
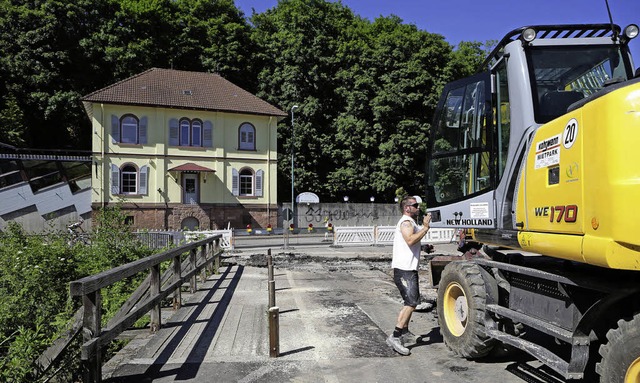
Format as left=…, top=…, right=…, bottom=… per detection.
left=173, top=255, right=182, bottom=309
left=206, top=242, right=214, bottom=274
left=82, top=290, right=102, bottom=383
left=213, top=240, right=220, bottom=275
left=190, top=248, right=197, bottom=293
left=150, top=264, right=161, bottom=332
left=199, top=244, right=207, bottom=283
left=268, top=306, right=280, bottom=357
left=267, top=249, right=275, bottom=308
left=213, top=239, right=221, bottom=275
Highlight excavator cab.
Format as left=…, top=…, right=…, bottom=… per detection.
left=426, top=24, right=638, bottom=251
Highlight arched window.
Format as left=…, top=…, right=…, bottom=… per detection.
left=231, top=168, right=263, bottom=197
left=181, top=217, right=200, bottom=231
left=121, top=115, right=139, bottom=144
left=121, top=164, right=138, bottom=194
left=112, top=114, right=146, bottom=144
left=239, top=168, right=254, bottom=196
left=180, top=118, right=190, bottom=146
left=110, top=164, right=148, bottom=195
left=192, top=119, right=202, bottom=146
left=239, top=123, right=256, bottom=150
left=169, top=118, right=212, bottom=147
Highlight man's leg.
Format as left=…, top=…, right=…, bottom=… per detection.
left=397, top=305, right=415, bottom=329
left=388, top=269, right=418, bottom=355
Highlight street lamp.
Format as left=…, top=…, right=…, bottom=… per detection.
left=343, top=196, right=349, bottom=203
left=291, top=105, right=298, bottom=227
left=370, top=196, right=375, bottom=203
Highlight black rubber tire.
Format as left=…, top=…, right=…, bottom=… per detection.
left=437, top=261, right=496, bottom=358
left=597, top=312, right=640, bottom=383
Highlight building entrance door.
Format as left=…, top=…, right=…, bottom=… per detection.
left=182, top=173, right=199, bottom=204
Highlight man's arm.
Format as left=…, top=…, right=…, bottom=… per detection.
left=400, top=213, right=432, bottom=246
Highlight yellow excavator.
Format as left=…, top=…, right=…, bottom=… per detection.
left=425, top=23, right=640, bottom=381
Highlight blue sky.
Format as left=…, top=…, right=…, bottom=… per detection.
left=235, top=0, right=640, bottom=68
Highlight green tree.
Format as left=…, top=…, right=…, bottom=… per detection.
left=0, top=0, right=115, bottom=149
left=251, top=0, right=361, bottom=201
left=333, top=16, right=453, bottom=201
left=252, top=2, right=464, bottom=202
left=171, top=0, right=256, bottom=90
left=0, top=93, right=26, bottom=146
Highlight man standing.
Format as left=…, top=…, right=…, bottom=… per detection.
left=387, top=196, right=432, bottom=355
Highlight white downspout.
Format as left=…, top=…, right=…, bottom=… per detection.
left=267, top=116, right=273, bottom=222
left=100, top=103, right=105, bottom=208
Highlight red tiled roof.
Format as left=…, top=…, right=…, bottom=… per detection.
left=83, top=68, right=287, bottom=117
left=167, top=163, right=216, bottom=172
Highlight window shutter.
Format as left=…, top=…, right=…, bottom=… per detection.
left=111, top=164, right=120, bottom=194
left=169, top=118, right=179, bottom=146
left=232, top=168, right=239, bottom=196
left=139, top=116, right=148, bottom=144
left=255, top=169, right=264, bottom=197
left=111, top=115, right=120, bottom=143
left=139, top=165, right=148, bottom=195
left=203, top=120, right=213, bottom=147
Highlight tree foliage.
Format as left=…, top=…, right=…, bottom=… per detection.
left=0, top=0, right=485, bottom=201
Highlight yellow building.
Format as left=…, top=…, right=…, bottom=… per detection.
left=83, top=68, right=286, bottom=230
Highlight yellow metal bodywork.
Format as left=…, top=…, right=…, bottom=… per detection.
left=515, top=81, right=640, bottom=270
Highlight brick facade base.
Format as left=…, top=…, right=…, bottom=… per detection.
left=92, top=203, right=279, bottom=231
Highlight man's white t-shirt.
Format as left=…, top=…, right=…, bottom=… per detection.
left=392, top=215, right=421, bottom=271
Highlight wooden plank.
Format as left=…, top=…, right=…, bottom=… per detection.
left=35, top=308, right=83, bottom=373
left=150, top=264, right=161, bottom=332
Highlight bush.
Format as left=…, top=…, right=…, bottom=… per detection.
left=0, top=205, right=155, bottom=382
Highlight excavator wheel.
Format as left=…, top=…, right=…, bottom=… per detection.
left=437, top=261, right=496, bottom=358
left=597, top=312, right=640, bottom=383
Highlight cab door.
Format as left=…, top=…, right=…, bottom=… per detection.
left=426, top=71, right=497, bottom=229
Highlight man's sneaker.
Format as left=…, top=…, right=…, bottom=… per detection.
left=386, top=335, right=410, bottom=355
left=401, top=330, right=417, bottom=345
left=415, top=301, right=434, bottom=312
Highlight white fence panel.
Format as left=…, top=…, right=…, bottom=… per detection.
left=184, top=230, right=234, bottom=249
left=333, top=226, right=375, bottom=246
left=375, top=226, right=395, bottom=245
left=338, top=225, right=456, bottom=246
left=423, top=228, right=456, bottom=244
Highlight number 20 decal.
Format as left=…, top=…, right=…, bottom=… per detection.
left=563, top=118, right=578, bottom=149
left=550, top=205, right=578, bottom=223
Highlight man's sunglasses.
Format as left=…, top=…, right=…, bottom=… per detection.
left=408, top=203, right=420, bottom=208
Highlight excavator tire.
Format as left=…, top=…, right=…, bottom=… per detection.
left=597, top=312, right=640, bottom=383
left=437, top=261, right=496, bottom=358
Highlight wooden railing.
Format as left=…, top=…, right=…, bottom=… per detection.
left=44, top=235, right=223, bottom=383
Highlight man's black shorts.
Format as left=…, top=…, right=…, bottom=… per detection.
left=393, top=268, right=420, bottom=307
